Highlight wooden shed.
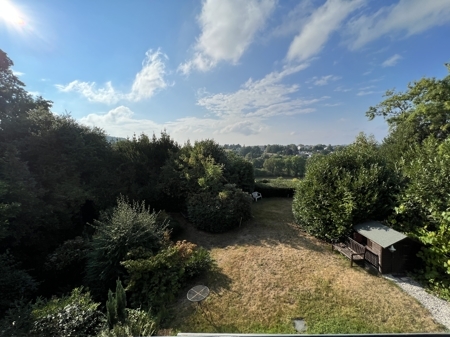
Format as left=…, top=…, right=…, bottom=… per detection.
left=354, top=221, right=412, bottom=274
left=333, top=221, right=415, bottom=274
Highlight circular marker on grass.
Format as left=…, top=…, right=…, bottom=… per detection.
left=187, top=285, right=210, bottom=302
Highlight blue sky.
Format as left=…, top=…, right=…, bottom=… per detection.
left=1, top=0, right=450, bottom=145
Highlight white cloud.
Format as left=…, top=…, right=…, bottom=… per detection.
left=12, top=70, right=24, bottom=76
left=312, top=75, right=341, bottom=86
left=382, top=54, right=402, bottom=67
left=57, top=80, right=120, bottom=104
left=357, top=90, right=376, bottom=96
left=178, top=0, right=275, bottom=74
left=81, top=63, right=324, bottom=139
left=79, top=106, right=262, bottom=140
left=286, top=0, right=364, bottom=62
left=197, top=63, right=313, bottom=119
left=28, top=91, right=40, bottom=96
left=80, top=106, right=163, bottom=137
left=334, top=86, right=352, bottom=92
left=56, top=49, right=168, bottom=104
left=346, top=0, right=450, bottom=50
left=270, top=0, right=314, bottom=38
left=220, top=120, right=262, bottom=136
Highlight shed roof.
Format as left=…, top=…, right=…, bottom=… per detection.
left=353, top=221, right=407, bottom=248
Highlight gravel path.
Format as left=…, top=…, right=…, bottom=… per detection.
left=384, top=274, right=450, bottom=331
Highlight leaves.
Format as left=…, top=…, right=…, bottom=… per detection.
left=293, top=133, right=399, bottom=241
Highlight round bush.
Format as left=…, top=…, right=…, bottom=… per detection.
left=292, top=134, right=398, bottom=241
left=187, top=184, right=252, bottom=233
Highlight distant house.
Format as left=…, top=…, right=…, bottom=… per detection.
left=333, top=221, right=417, bottom=274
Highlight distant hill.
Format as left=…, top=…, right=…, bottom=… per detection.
left=105, top=135, right=126, bottom=143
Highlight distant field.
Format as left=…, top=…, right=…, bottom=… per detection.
left=164, top=199, right=443, bottom=334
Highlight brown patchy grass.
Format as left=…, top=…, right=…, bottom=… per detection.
left=163, top=198, right=444, bottom=334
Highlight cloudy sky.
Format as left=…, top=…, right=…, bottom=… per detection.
left=2, top=0, right=450, bottom=145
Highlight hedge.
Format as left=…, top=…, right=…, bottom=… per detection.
left=253, top=182, right=294, bottom=198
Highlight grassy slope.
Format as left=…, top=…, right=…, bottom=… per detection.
left=165, top=198, right=443, bottom=334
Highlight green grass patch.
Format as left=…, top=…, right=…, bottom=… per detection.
left=166, top=199, right=443, bottom=335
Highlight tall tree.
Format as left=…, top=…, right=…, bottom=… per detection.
left=367, top=64, right=450, bottom=162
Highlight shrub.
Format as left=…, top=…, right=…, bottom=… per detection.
left=85, top=196, right=168, bottom=297
left=0, top=251, right=38, bottom=314
left=31, top=287, right=104, bottom=337
left=106, top=280, right=127, bottom=329
left=187, top=184, right=252, bottom=233
left=43, top=236, right=89, bottom=292
left=225, top=151, right=255, bottom=192
left=122, top=240, right=213, bottom=312
left=0, top=299, right=34, bottom=337
left=254, top=183, right=294, bottom=198
left=292, top=134, right=399, bottom=241
left=97, top=308, right=156, bottom=337
left=156, top=210, right=183, bottom=240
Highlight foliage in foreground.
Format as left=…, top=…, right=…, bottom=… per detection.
left=31, top=288, right=104, bottom=337
left=368, top=65, right=450, bottom=297
left=122, top=240, right=214, bottom=312
left=100, top=279, right=157, bottom=337
left=0, top=251, right=39, bottom=314
left=84, top=196, right=168, bottom=297
left=393, top=137, right=450, bottom=298
left=292, top=134, right=399, bottom=241
left=97, top=308, right=157, bottom=337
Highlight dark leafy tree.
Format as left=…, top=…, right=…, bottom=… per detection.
left=367, top=64, right=450, bottom=162
left=225, top=151, right=255, bottom=192
left=85, top=196, right=167, bottom=297
left=0, top=251, right=38, bottom=314
left=292, top=134, right=399, bottom=241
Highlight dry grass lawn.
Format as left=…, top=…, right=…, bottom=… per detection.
left=163, top=198, right=444, bottom=334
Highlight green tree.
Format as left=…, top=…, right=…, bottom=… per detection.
left=106, top=279, right=127, bottom=329
left=263, top=157, right=276, bottom=175
left=225, top=151, right=255, bottom=192
left=0, top=49, right=52, bottom=141
left=0, top=251, right=38, bottom=314
left=367, top=64, right=450, bottom=162
left=112, top=131, right=180, bottom=211
left=85, top=197, right=167, bottom=297
left=290, top=156, right=306, bottom=178
left=292, top=134, right=399, bottom=241
left=392, top=137, right=450, bottom=297
left=273, top=157, right=285, bottom=176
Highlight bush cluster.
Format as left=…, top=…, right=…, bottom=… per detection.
left=292, top=134, right=398, bottom=241
left=84, top=196, right=168, bottom=297
left=122, top=240, right=214, bottom=312
left=254, top=183, right=294, bottom=198
left=187, top=184, right=252, bottom=233
left=31, top=288, right=104, bottom=337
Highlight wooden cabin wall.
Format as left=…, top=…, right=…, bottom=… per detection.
left=381, top=240, right=411, bottom=274
left=381, top=248, right=392, bottom=274
left=366, top=239, right=383, bottom=272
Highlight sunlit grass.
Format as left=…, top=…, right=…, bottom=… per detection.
left=164, top=198, right=444, bottom=334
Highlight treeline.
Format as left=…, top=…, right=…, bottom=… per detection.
left=0, top=49, right=254, bottom=336
left=293, top=64, right=450, bottom=300
left=223, top=143, right=344, bottom=179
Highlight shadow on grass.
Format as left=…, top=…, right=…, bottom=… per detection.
left=165, top=265, right=235, bottom=333
left=171, top=198, right=326, bottom=254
